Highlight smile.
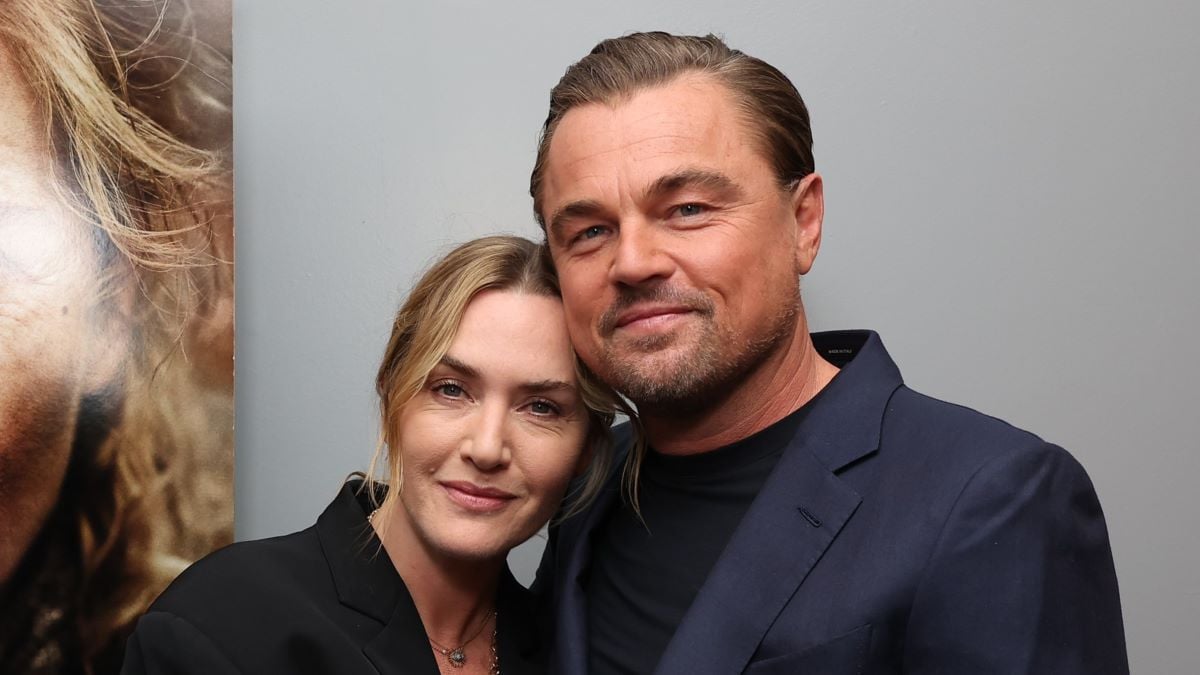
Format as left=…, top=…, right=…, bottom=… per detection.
left=440, top=481, right=516, bottom=513
left=613, top=305, right=694, bottom=332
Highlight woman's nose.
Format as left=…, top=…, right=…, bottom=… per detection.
left=459, top=403, right=511, bottom=471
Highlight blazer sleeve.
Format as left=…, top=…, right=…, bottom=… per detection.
left=121, top=611, right=241, bottom=675
left=902, top=442, right=1128, bottom=674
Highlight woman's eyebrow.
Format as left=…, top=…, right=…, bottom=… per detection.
left=439, top=355, right=575, bottom=394
left=437, top=354, right=480, bottom=379
left=520, top=379, right=576, bottom=395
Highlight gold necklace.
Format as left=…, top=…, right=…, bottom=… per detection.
left=427, top=609, right=495, bottom=669
left=488, top=624, right=500, bottom=675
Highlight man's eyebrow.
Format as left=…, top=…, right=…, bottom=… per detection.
left=546, top=171, right=741, bottom=240
left=548, top=199, right=607, bottom=241
left=644, top=169, right=743, bottom=202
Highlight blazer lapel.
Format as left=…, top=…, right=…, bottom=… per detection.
left=362, top=599, right=442, bottom=674
left=312, top=483, right=438, bottom=673
left=553, top=476, right=622, bottom=675
left=654, top=447, right=863, bottom=674
left=654, top=331, right=903, bottom=675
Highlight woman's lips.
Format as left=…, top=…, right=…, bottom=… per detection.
left=441, top=481, right=516, bottom=513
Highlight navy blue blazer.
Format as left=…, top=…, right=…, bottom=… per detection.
left=536, top=330, right=1127, bottom=674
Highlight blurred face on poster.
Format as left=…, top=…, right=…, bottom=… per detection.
left=0, top=1, right=234, bottom=672
left=0, top=39, right=132, bottom=586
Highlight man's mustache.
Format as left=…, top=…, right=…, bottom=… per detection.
left=598, top=284, right=714, bottom=337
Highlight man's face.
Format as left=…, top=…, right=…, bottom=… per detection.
left=540, top=74, right=822, bottom=411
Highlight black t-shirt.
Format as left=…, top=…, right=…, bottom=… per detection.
left=585, top=403, right=816, bottom=675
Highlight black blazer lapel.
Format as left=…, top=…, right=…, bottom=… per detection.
left=362, top=567, right=545, bottom=675
left=363, top=600, right=442, bottom=674
left=312, top=483, right=437, bottom=673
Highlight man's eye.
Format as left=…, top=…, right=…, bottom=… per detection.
left=675, top=203, right=705, bottom=217
left=563, top=225, right=608, bottom=250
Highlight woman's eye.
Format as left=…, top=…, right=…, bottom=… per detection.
left=528, top=399, right=561, bottom=416
left=433, top=382, right=465, bottom=398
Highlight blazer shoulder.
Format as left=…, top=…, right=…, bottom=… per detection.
left=892, top=384, right=1048, bottom=440
left=148, top=525, right=329, bottom=623
left=882, top=386, right=1078, bottom=473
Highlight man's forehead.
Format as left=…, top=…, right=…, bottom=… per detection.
left=555, top=73, right=738, bottom=140
left=545, top=78, right=748, bottom=180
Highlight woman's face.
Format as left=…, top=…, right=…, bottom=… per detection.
left=391, top=289, right=589, bottom=563
left=0, top=44, right=124, bottom=584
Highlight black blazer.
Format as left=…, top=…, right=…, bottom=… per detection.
left=537, top=330, right=1128, bottom=674
left=123, top=481, right=544, bottom=674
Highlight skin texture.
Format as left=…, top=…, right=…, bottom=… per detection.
left=0, top=43, right=127, bottom=585
left=374, top=290, right=588, bottom=659
left=541, top=74, right=839, bottom=454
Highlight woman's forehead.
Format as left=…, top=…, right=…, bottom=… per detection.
left=448, top=290, right=577, bottom=385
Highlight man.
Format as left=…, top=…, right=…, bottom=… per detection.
left=530, top=32, right=1127, bottom=674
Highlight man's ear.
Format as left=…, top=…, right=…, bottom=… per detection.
left=790, top=172, right=824, bottom=275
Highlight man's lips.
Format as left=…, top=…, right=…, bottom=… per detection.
left=613, top=305, right=694, bottom=330
left=441, top=481, right=516, bottom=512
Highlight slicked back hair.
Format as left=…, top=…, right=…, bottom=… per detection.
left=530, top=31, right=815, bottom=226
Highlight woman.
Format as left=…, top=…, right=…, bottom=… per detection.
left=0, top=1, right=234, bottom=673
left=122, top=235, right=624, bottom=674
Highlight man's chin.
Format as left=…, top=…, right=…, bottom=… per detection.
left=612, top=330, right=681, bottom=353
left=599, top=347, right=714, bottom=409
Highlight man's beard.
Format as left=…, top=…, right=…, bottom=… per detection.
left=595, top=282, right=799, bottom=416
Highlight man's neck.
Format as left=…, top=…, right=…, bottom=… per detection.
left=642, top=324, right=838, bottom=455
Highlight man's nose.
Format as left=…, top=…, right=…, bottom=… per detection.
left=460, top=402, right=510, bottom=471
left=610, top=220, right=674, bottom=286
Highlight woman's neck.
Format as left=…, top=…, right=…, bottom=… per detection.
left=373, top=506, right=503, bottom=647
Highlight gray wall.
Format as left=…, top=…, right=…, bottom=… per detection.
left=233, top=1, right=1199, bottom=671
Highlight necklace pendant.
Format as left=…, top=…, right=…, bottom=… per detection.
left=448, top=648, right=467, bottom=668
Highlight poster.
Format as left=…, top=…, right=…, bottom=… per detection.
left=0, top=1, right=234, bottom=672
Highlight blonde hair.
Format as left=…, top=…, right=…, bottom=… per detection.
left=0, top=0, right=233, bottom=671
left=366, top=236, right=629, bottom=528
